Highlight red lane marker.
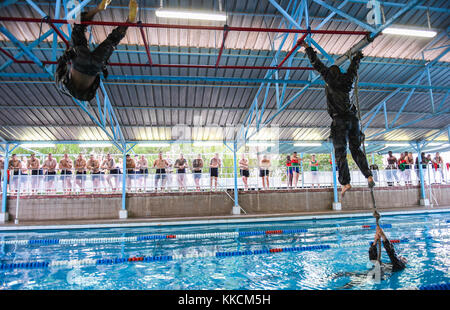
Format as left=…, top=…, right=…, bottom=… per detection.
left=266, top=230, right=283, bottom=235
left=362, top=225, right=371, bottom=228
left=390, top=239, right=400, bottom=243
left=166, top=235, right=176, bottom=239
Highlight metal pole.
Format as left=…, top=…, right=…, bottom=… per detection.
left=300, top=152, right=304, bottom=188
left=416, top=143, right=427, bottom=204
left=1, top=144, right=10, bottom=216
left=120, top=148, right=127, bottom=218
left=232, top=141, right=240, bottom=214
left=330, top=149, right=339, bottom=205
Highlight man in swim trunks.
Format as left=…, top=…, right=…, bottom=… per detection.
left=433, top=152, right=445, bottom=183
left=302, top=41, right=374, bottom=197
left=42, top=153, right=57, bottom=194
left=192, top=154, right=204, bottom=192
left=209, top=153, right=221, bottom=191
left=101, top=153, right=118, bottom=192
left=153, top=152, right=169, bottom=192
left=136, top=155, right=148, bottom=192
left=310, top=154, right=320, bottom=188
left=87, top=154, right=101, bottom=192
left=124, top=154, right=136, bottom=191
left=385, top=151, right=399, bottom=186
left=75, top=153, right=87, bottom=193
left=259, top=155, right=271, bottom=190
left=55, top=0, right=138, bottom=101
left=59, top=153, right=73, bottom=194
left=239, top=154, right=250, bottom=191
left=8, top=153, right=22, bottom=193
left=174, top=153, right=188, bottom=192
left=291, top=152, right=301, bottom=188
left=27, top=153, right=41, bottom=194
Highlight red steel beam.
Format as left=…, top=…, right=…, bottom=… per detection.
left=46, top=20, right=70, bottom=48
left=276, top=32, right=308, bottom=69
left=0, top=16, right=371, bottom=35
left=138, top=23, right=153, bottom=66
left=215, top=25, right=229, bottom=67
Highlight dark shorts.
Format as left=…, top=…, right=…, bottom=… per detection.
left=91, top=172, right=101, bottom=181
left=31, top=169, right=40, bottom=176
left=110, top=169, right=119, bottom=175
left=127, top=169, right=135, bottom=175
left=240, top=169, right=249, bottom=177
left=139, top=169, right=148, bottom=175
left=46, top=171, right=56, bottom=181
left=286, top=167, right=293, bottom=175
left=210, top=168, right=219, bottom=178
left=259, top=169, right=269, bottom=177
left=155, top=169, right=166, bottom=179
left=60, top=170, right=72, bottom=175
left=291, top=166, right=300, bottom=173
left=177, top=169, right=186, bottom=174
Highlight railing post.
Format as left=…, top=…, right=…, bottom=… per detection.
left=119, top=146, right=128, bottom=219
left=416, top=142, right=430, bottom=207
left=232, top=141, right=241, bottom=215
left=329, top=144, right=341, bottom=211
left=1, top=144, right=10, bottom=223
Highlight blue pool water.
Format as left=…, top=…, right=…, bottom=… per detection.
left=0, top=212, right=449, bottom=290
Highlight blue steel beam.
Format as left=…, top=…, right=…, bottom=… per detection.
left=362, top=45, right=450, bottom=123
left=311, top=0, right=377, bottom=32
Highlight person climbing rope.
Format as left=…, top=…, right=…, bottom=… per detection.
left=55, top=0, right=138, bottom=101
left=301, top=41, right=375, bottom=197
left=332, top=223, right=407, bottom=289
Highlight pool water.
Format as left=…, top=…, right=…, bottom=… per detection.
left=0, top=212, right=449, bottom=290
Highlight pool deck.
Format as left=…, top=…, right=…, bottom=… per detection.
left=1, top=205, right=449, bottom=231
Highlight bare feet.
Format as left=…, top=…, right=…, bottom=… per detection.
left=341, top=183, right=351, bottom=197
left=128, top=0, right=138, bottom=23
left=98, top=0, right=112, bottom=11
left=368, top=176, right=375, bottom=188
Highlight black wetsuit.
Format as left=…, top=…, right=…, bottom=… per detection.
left=369, top=240, right=406, bottom=272
left=305, top=47, right=372, bottom=186
left=56, top=12, right=128, bottom=101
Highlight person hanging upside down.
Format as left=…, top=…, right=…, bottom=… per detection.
left=332, top=224, right=407, bottom=289
left=301, top=41, right=374, bottom=196
left=55, top=0, right=138, bottom=101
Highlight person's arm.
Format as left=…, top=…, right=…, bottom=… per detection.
left=301, top=41, right=329, bottom=79
left=345, top=51, right=364, bottom=82
left=378, top=227, right=406, bottom=271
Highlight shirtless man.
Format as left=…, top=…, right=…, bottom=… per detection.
left=87, top=154, right=101, bottom=192
left=75, top=153, right=87, bottom=193
left=259, top=155, right=271, bottom=190
left=385, top=151, right=399, bottom=186
left=137, top=155, right=148, bottom=192
left=42, top=153, right=57, bottom=194
left=59, top=153, right=73, bottom=194
left=27, top=153, right=41, bottom=194
left=8, top=154, right=22, bottom=193
left=101, top=153, right=117, bottom=192
left=125, top=154, right=136, bottom=191
left=433, top=152, right=445, bottom=183
left=239, top=154, right=250, bottom=191
left=209, top=153, right=221, bottom=191
left=174, top=153, right=188, bottom=192
left=153, top=152, right=169, bottom=192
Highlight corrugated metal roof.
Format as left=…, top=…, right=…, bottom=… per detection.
left=0, top=0, right=449, bottom=145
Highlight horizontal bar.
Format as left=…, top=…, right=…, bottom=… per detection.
left=3, top=57, right=314, bottom=70
left=0, top=16, right=371, bottom=35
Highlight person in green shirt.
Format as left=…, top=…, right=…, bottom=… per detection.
left=310, top=154, right=320, bottom=188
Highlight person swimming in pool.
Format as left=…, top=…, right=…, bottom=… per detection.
left=332, top=224, right=407, bottom=289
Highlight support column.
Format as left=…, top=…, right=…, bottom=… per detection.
left=119, top=148, right=128, bottom=219
left=330, top=148, right=341, bottom=210
left=300, top=152, right=304, bottom=188
left=232, top=141, right=241, bottom=215
left=416, top=143, right=429, bottom=206
left=1, top=144, right=10, bottom=223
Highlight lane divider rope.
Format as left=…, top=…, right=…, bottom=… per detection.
left=1, top=221, right=447, bottom=247
left=1, top=235, right=449, bottom=271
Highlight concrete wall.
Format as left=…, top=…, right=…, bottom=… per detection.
left=5, top=185, right=450, bottom=222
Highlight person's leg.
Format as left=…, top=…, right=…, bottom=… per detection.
left=331, top=118, right=351, bottom=190
left=348, top=117, right=374, bottom=186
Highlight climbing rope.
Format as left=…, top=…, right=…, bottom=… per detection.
left=349, top=51, right=382, bottom=262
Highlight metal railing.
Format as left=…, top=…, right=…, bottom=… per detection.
left=0, top=164, right=447, bottom=196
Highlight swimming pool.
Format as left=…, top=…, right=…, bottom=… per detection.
left=0, top=212, right=449, bottom=290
